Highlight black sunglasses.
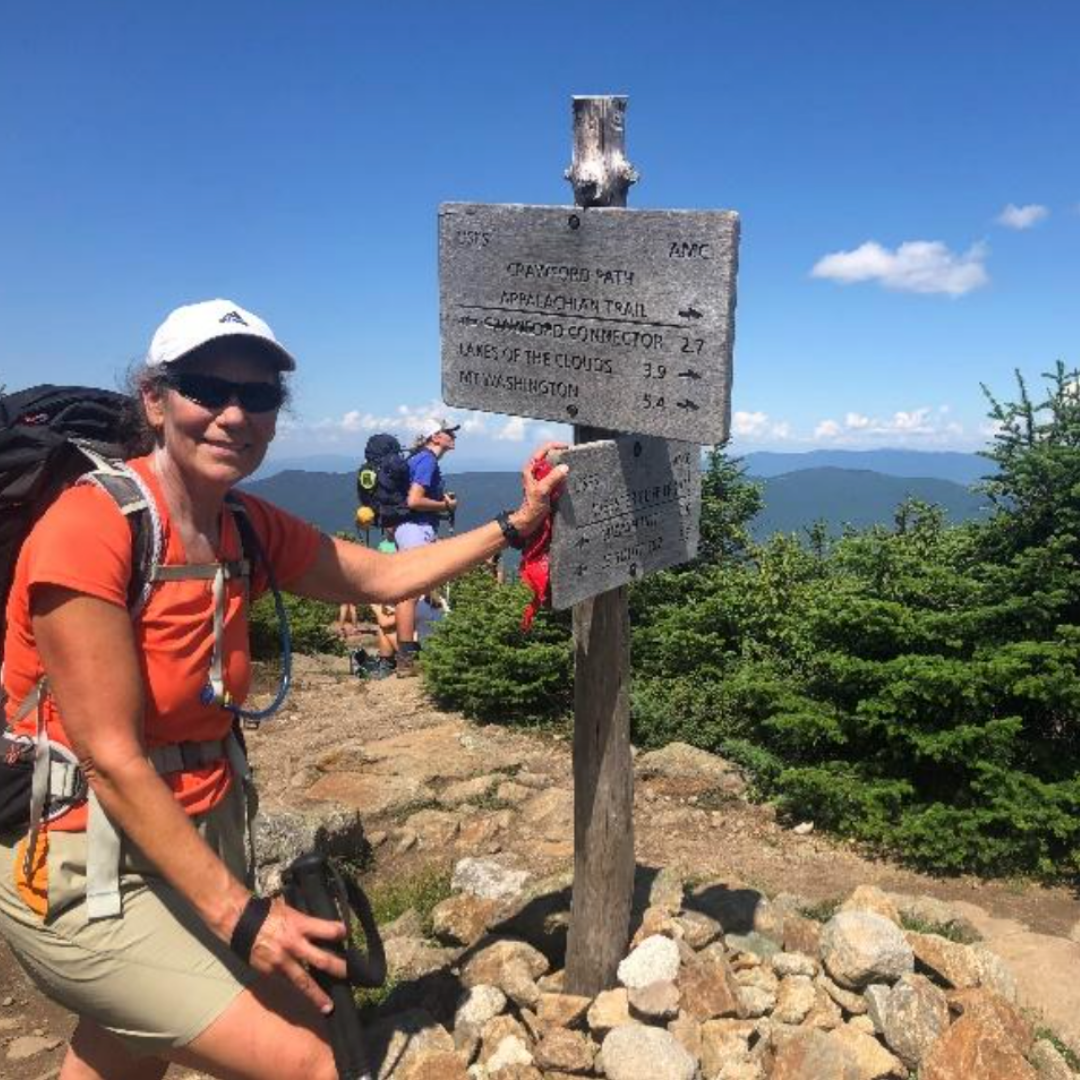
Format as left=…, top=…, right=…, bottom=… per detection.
left=165, top=372, right=284, bottom=413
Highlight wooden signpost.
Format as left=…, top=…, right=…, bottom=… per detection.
left=438, top=95, right=740, bottom=995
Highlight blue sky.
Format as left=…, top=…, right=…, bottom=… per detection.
left=1, top=1, right=1076, bottom=470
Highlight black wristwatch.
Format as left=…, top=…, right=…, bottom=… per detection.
left=496, top=510, right=526, bottom=550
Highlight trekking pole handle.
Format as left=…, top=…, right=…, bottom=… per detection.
left=281, top=853, right=386, bottom=1080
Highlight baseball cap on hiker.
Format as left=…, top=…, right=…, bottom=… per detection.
left=431, top=423, right=460, bottom=440
left=146, top=299, right=296, bottom=371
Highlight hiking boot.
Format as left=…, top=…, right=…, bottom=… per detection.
left=395, top=644, right=420, bottom=678
left=368, top=655, right=396, bottom=680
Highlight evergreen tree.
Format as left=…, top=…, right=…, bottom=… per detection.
left=698, top=442, right=764, bottom=564
left=421, top=569, right=573, bottom=725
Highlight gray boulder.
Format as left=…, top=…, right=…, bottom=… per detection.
left=617, top=934, right=682, bottom=990
left=635, top=741, right=745, bottom=794
left=878, top=973, right=949, bottom=1069
left=452, top=857, right=530, bottom=902
left=821, top=911, right=914, bottom=989
left=253, top=804, right=366, bottom=894
left=601, top=1024, right=698, bottom=1080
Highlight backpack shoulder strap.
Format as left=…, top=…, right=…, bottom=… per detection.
left=225, top=493, right=262, bottom=566
left=224, top=492, right=275, bottom=596
left=74, top=455, right=162, bottom=616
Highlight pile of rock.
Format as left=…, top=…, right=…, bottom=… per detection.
left=365, top=870, right=1077, bottom=1080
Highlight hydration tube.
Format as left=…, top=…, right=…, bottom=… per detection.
left=227, top=519, right=293, bottom=727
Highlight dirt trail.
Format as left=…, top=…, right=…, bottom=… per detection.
left=3, top=651, right=1079, bottom=1076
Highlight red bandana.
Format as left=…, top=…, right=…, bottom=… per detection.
left=519, top=458, right=561, bottom=630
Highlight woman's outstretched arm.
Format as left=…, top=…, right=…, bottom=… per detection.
left=291, top=443, right=568, bottom=604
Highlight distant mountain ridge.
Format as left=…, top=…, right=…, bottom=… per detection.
left=751, top=467, right=989, bottom=537
left=242, top=470, right=518, bottom=540
left=260, top=448, right=992, bottom=486
left=243, top=456, right=991, bottom=547
left=743, top=449, right=990, bottom=486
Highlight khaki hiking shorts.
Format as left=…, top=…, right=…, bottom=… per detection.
left=0, top=782, right=258, bottom=1056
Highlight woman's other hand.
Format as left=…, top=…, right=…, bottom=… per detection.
left=509, top=442, right=570, bottom=539
left=247, top=896, right=348, bottom=1013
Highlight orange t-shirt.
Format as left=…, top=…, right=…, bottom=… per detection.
left=2, top=455, right=322, bottom=831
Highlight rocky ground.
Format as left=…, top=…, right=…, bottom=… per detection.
left=3, top=650, right=1080, bottom=1078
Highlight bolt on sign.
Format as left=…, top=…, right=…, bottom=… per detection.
left=440, top=203, right=739, bottom=444
left=548, top=436, right=701, bottom=609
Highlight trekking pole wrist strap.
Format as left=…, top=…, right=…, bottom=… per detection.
left=230, top=895, right=272, bottom=963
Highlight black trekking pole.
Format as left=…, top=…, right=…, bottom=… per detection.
left=281, top=853, right=387, bottom=1080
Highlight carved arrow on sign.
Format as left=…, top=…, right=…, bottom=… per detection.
left=678, top=306, right=703, bottom=320
left=677, top=369, right=703, bottom=380
left=676, top=399, right=700, bottom=411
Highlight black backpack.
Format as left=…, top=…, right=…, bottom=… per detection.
left=356, top=433, right=412, bottom=528
left=0, top=386, right=139, bottom=669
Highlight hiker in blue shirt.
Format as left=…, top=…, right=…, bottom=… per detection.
left=393, top=423, right=458, bottom=675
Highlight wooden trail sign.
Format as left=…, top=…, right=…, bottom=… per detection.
left=440, top=202, right=739, bottom=444
left=434, top=95, right=739, bottom=996
left=550, top=436, right=701, bottom=609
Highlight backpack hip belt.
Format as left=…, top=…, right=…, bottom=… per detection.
left=13, top=676, right=250, bottom=920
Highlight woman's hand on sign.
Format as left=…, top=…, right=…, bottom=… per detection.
left=510, top=442, right=569, bottom=539
left=248, top=896, right=348, bottom=1013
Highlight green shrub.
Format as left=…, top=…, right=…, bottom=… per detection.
left=250, top=591, right=345, bottom=659
left=421, top=569, right=573, bottom=725
left=364, top=863, right=453, bottom=935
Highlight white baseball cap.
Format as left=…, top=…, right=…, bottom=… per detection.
left=146, top=299, right=296, bottom=371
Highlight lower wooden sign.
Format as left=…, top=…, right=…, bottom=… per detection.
left=549, top=436, right=701, bottom=609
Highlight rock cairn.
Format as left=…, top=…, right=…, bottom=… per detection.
left=363, top=871, right=1077, bottom=1080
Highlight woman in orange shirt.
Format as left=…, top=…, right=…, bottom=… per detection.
left=0, top=299, right=566, bottom=1080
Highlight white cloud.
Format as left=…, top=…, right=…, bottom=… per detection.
left=811, top=406, right=964, bottom=445
left=494, top=416, right=528, bottom=442
left=733, top=410, right=769, bottom=437
left=283, top=399, right=496, bottom=446
left=996, top=203, right=1049, bottom=230
left=272, top=400, right=574, bottom=468
left=890, top=408, right=934, bottom=433
left=811, top=240, right=989, bottom=296
left=733, top=410, right=792, bottom=440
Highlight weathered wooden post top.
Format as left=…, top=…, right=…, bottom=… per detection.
left=438, top=94, right=740, bottom=994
